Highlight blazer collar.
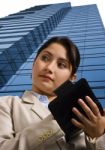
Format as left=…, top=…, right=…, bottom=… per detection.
left=21, top=91, right=51, bottom=119
left=21, top=90, right=36, bottom=104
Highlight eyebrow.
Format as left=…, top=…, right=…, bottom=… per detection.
left=42, top=50, right=70, bottom=64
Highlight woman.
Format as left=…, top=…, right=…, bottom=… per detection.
left=0, top=36, right=105, bottom=150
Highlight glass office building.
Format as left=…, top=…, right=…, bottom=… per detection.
left=0, top=2, right=105, bottom=107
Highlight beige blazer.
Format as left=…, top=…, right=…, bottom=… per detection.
left=0, top=91, right=104, bottom=150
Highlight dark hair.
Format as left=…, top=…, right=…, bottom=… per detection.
left=35, top=36, right=80, bottom=75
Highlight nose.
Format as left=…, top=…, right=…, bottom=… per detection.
left=45, top=61, right=56, bottom=73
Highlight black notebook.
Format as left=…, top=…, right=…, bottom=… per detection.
left=48, top=78, right=103, bottom=139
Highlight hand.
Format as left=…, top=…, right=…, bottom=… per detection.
left=71, top=96, right=105, bottom=138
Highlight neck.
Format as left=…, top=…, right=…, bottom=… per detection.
left=47, top=95, right=57, bottom=102
left=32, top=86, right=57, bottom=102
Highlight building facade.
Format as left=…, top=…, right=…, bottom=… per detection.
left=0, top=2, right=105, bottom=107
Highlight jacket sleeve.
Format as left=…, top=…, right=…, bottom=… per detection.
left=0, top=96, right=64, bottom=150
left=85, top=133, right=105, bottom=150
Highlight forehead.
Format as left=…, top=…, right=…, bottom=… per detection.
left=41, top=43, right=68, bottom=59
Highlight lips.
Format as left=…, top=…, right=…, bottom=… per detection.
left=39, top=75, right=54, bottom=81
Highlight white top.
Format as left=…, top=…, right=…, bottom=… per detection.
left=31, top=91, right=49, bottom=108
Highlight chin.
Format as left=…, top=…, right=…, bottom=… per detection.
left=39, top=86, right=54, bottom=96
left=33, top=81, right=55, bottom=96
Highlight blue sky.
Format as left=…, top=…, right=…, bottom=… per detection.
left=0, top=0, right=105, bottom=27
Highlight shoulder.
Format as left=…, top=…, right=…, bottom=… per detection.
left=0, top=95, right=21, bottom=110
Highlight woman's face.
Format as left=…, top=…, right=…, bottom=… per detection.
left=32, top=43, right=75, bottom=97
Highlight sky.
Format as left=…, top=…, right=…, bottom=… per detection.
left=0, top=0, right=105, bottom=27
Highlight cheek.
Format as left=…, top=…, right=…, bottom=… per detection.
left=32, top=61, right=44, bottom=80
left=32, top=63, right=39, bottom=78
left=34, top=60, right=44, bottom=70
left=60, top=70, right=71, bottom=79
left=55, top=71, right=71, bottom=86
left=33, top=61, right=40, bottom=72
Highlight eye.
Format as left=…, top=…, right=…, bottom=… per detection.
left=58, top=62, right=68, bottom=69
left=41, top=54, right=50, bottom=62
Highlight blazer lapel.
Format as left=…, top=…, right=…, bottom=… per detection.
left=22, top=91, right=51, bottom=120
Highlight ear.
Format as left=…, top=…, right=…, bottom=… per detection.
left=69, top=74, right=77, bottom=82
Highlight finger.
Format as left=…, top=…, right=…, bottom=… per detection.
left=72, top=107, right=89, bottom=125
left=78, top=99, right=96, bottom=121
left=71, top=118, right=84, bottom=129
left=85, top=96, right=100, bottom=116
